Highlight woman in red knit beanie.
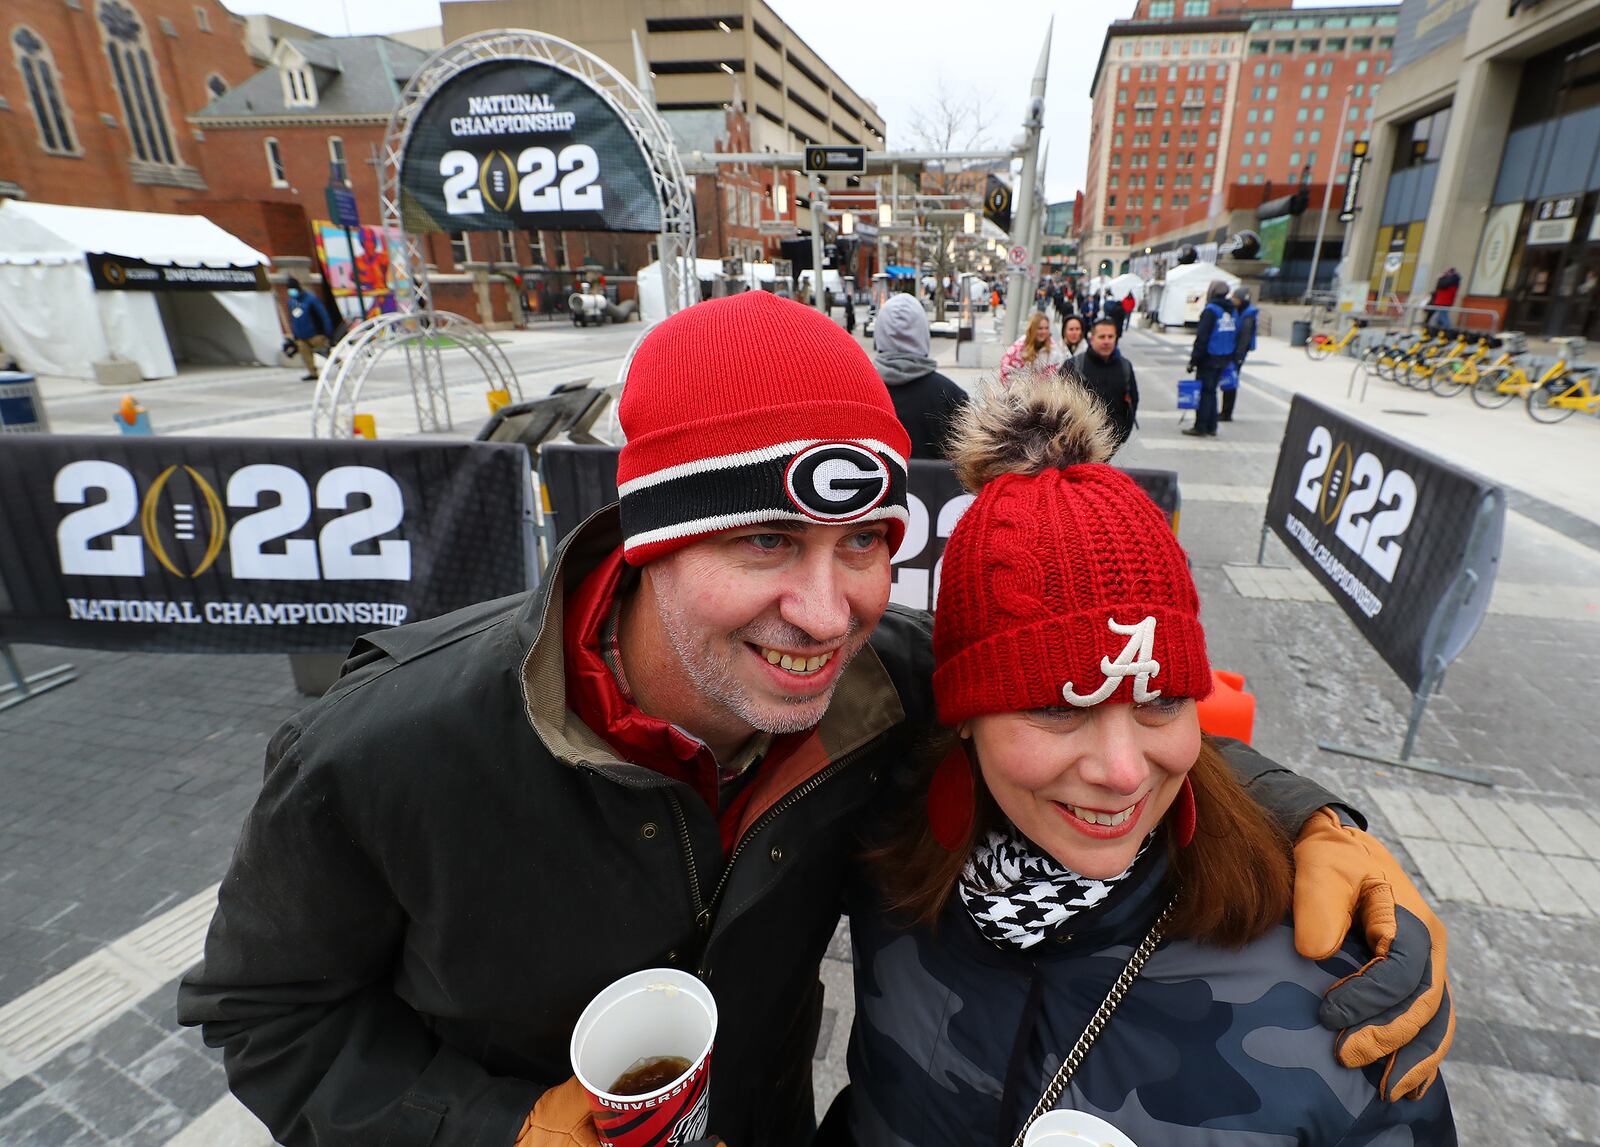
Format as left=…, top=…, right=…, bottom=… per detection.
left=823, top=370, right=1456, bottom=1147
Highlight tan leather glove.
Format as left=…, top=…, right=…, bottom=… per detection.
left=1292, top=809, right=1455, bottom=1101
left=515, top=1077, right=600, bottom=1147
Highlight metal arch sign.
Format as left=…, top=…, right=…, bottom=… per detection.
left=399, top=58, right=663, bottom=233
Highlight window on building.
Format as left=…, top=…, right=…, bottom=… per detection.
left=1379, top=36, right=1393, bottom=49
left=1183, top=0, right=1209, bottom=14
left=1296, top=107, right=1308, bottom=122
left=1314, top=106, right=1325, bottom=121
left=264, top=136, right=286, bottom=185
left=1352, top=36, right=1372, bottom=50
left=1308, top=150, right=1318, bottom=167
left=1263, top=108, right=1274, bottom=122
left=1326, top=37, right=1345, bottom=51
left=1243, top=130, right=1255, bottom=145
left=1241, top=152, right=1252, bottom=166
left=1247, top=108, right=1258, bottom=123
left=1300, top=84, right=1312, bottom=98
left=1120, top=66, right=1130, bottom=81
left=450, top=231, right=471, bottom=265
left=1256, top=151, right=1267, bottom=166
left=1108, top=195, right=1117, bottom=207
left=195, top=6, right=210, bottom=30
left=1274, top=40, right=1294, bottom=53
left=1148, top=0, right=1175, bottom=17
left=1317, top=83, right=1329, bottom=98
left=327, top=135, right=348, bottom=185
left=1260, top=130, right=1271, bottom=144
left=526, top=230, right=545, bottom=264
left=11, top=27, right=79, bottom=155
left=96, top=1, right=181, bottom=165
left=1254, top=62, right=1265, bottom=77
left=1375, top=58, right=1386, bottom=74
left=1289, top=151, right=1300, bottom=166
left=492, top=230, right=514, bottom=263
left=1162, top=109, right=1172, bottom=123
left=1305, top=61, right=1316, bottom=77
left=1293, top=128, right=1304, bottom=144
left=1264, top=85, right=1276, bottom=100
left=1116, top=110, right=1126, bottom=124
left=1207, top=130, right=1217, bottom=145
left=205, top=73, right=227, bottom=99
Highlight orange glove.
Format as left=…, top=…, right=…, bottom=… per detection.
left=515, top=1077, right=600, bottom=1147
left=1292, top=809, right=1454, bottom=1100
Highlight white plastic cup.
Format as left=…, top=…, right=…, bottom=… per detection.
left=1022, top=1109, right=1140, bottom=1147
left=570, top=968, right=718, bottom=1147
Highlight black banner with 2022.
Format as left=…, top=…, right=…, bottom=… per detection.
left=400, top=57, right=663, bottom=234
left=1265, top=396, right=1504, bottom=695
left=0, top=437, right=536, bottom=654
left=540, top=444, right=1180, bottom=614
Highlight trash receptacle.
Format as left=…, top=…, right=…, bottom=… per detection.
left=0, top=371, right=49, bottom=433
left=1290, top=320, right=1311, bottom=347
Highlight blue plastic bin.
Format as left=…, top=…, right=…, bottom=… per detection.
left=1177, top=377, right=1200, bottom=410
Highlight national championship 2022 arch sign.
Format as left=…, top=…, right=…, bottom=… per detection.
left=312, top=31, right=696, bottom=438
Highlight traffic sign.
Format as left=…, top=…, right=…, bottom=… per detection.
left=326, top=184, right=360, bottom=228
left=1007, top=244, right=1029, bottom=267
left=803, top=145, right=865, bottom=174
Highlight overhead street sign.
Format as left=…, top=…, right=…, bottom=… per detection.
left=1007, top=244, right=1029, bottom=267
left=803, top=145, right=865, bottom=174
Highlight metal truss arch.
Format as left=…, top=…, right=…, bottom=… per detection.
left=310, top=312, right=522, bottom=439
left=312, top=29, right=694, bottom=437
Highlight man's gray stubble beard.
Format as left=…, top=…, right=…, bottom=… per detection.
left=655, top=593, right=862, bottom=737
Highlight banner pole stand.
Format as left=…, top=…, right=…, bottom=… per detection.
left=0, top=643, right=77, bottom=714
left=1318, top=564, right=1496, bottom=787
left=1256, top=516, right=1271, bottom=565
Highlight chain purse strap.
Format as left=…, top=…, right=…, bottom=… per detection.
left=1009, top=898, right=1176, bottom=1147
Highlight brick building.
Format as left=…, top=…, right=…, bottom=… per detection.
left=0, top=0, right=257, bottom=209
left=1078, top=0, right=1399, bottom=282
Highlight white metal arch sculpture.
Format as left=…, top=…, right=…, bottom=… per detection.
left=311, top=28, right=696, bottom=438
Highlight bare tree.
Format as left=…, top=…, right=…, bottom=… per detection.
left=903, top=79, right=997, bottom=321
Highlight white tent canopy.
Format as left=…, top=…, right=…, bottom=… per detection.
left=0, top=201, right=281, bottom=379
left=1103, top=272, right=1146, bottom=301
left=1156, top=261, right=1241, bottom=326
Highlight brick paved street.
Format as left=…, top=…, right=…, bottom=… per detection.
left=3, top=317, right=1599, bottom=1144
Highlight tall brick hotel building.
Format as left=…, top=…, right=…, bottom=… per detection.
left=1077, top=0, right=1398, bottom=283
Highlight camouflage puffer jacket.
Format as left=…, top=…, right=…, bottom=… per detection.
left=839, top=846, right=1456, bottom=1146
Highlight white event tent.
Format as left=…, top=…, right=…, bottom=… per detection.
left=1155, top=261, right=1241, bottom=327
left=0, top=201, right=282, bottom=379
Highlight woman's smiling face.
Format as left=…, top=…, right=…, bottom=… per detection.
left=966, top=698, right=1201, bottom=879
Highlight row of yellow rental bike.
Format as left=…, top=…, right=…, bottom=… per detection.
left=1312, top=322, right=1600, bottom=424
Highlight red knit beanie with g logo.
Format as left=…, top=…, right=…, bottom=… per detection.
left=617, top=292, right=911, bottom=565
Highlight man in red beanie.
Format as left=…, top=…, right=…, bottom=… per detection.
left=179, top=294, right=1453, bottom=1147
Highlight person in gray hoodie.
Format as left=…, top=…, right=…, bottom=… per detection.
left=872, top=292, right=970, bottom=459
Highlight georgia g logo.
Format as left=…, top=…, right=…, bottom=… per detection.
left=784, top=442, right=890, bottom=522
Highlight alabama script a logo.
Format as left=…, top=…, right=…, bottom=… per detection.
left=1062, top=616, right=1162, bottom=706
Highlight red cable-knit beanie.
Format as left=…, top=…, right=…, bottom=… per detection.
left=617, top=292, right=911, bottom=565
left=932, top=371, right=1212, bottom=724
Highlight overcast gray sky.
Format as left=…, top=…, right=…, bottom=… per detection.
left=220, top=0, right=1374, bottom=204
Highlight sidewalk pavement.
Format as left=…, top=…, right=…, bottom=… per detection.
left=2, top=317, right=1598, bottom=1145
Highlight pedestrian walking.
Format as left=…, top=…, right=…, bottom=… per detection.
left=1184, top=280, right=1238, bottom=438
left=177, top=292, right=1455, bottom=1147
left=285, top=276, right=334, bottom=381
left=1427, top=267, right=1461, bottom=330
left=1063, top=315, right=1138, bottom=451
left=1223, top=286, right=1258, bottom=423
left=826, top=371, right=1457, bottom=1147
left=1059, top=313, right=1087, bottom=357
left=843, top=290, right=856, bottom=335
left=999, top=311, right=1065, bottom=382
left=872, top=293, right=968, bottom=460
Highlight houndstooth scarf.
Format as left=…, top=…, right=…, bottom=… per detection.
left=958, top=828, right=1152, bottom=951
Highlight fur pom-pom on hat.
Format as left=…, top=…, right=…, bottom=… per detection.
left=932, top=365, right=1212, bottom=724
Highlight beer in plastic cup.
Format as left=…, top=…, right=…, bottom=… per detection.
left=570, top=968, right=717, bottom=1147
left=1023, top=1109, right=1139, bottom=1146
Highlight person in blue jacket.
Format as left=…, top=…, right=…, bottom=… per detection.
left=1183, top=280, right=1237, bottom=437
left=828, top=372, right=1456, bottom=1147
left=285, top=276, right=334, bottom=381
left=1222, top=286, right=1259, bottom=423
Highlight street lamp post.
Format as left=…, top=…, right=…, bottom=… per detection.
left=809, top=172, right=828, bottom=315
left=1306, top=84, right=1354, bottom=300
left=1004, top=20, right=1052, bottom=344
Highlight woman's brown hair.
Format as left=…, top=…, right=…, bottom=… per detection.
left=1020, top=312, right=1052, bottom=364
left=867, top=733, right=1293, bottom=949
